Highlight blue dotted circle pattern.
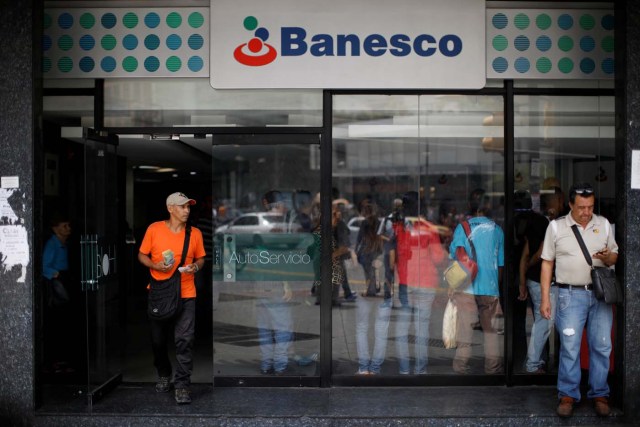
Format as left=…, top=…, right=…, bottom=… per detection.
left=43, top=35, right=52, bottom=51
left=492, top=57, right=508, bottom=73
left=188, top=34, right=204, bottom=50
left=492, top=13, right=508, bottom=30
left=123, top=34, right=139, bottom=50
left=166, top=34, right=182, bottom=50
left=580, top=36, right=595, bottom=52
left=79, top=57, right=95, bottom=72
left=79, top=35, right=95, bottom=51
left=101, top=56, right=116, bottom=72
left=144, top=56, right=160, bottom=72
left=58, top=13, right=73, bottom=29
left=514, top=57, right=530, bottom=73
left=536, top=35, right=551, bottom=52
left=101, top=13, right=117, bottom=29
left=188, top=56, right=204, bottom=72
left=145, top=12, right=160, bottom=29
left=514, top=35, right=530, bottom=52
left=144, top=34, right=160, bottom=50
left=43, top=8, right=208, bottom=77
left=489, top=9, right=614, bottom=78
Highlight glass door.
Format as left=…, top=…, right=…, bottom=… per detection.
left=331, top=94, right=506, bottom=382
left=81, top=130, right=123, bottom=406
left=210, top=134, right=322, bottom=385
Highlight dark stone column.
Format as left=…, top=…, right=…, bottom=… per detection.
left=0, top=0, right=41, bottom=425
left=616, top=0, right=640, bottom=420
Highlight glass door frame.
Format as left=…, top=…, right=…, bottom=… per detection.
left=326, top=89, right=509, bottom=387
left=81, top=128, right=123, bottom=407
left=325, top=83, right=617, bottom=388
left=210, top=129, right=327, bottom=387
left=98, top=81, right=618, bottom=390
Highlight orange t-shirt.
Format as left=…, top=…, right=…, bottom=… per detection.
left=139, top=221, right=206, bottom=298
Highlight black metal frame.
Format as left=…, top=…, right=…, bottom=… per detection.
left=42, top=78, right=618, bottom=390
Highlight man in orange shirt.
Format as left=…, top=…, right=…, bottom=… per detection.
left=138, top=192, right=206, bottom=404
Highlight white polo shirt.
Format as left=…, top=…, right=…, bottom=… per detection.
left=541, top=213, right=618, bottom=285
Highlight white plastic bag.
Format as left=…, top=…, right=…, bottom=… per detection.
left=442, top=298, right=458, bottom=349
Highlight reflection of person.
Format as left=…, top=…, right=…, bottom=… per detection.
left=312, top=199, right=347, bottom=307
left=356, top=202, right=382, bottom=296
left=333, top=203, right=357, bottom=301
left=355, top=293, right=391, bottom=375
left=138, top=192, right=206, bottom=405
left=517, top=201, right=554, bottom=373
left=256, top=190, right=294, bottom=375
left=377, top=198, right=401, bottom=300
left=540, top=183, right=618, bottom=418
left=394, top=191, right=446, bottom=375
left=517, top=188, right=566, bottom=374
left=42, top=214, right=74, bottom=374
left=450, top=189, right=504, bottom=375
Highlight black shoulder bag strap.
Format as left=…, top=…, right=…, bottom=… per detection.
left=179, top=225, right=192, bottom=269
left=173, top=225, right=191, bottom=299
left=461, top=221, right=477, bottom=261
left=570, top=224, right=593, bottom=269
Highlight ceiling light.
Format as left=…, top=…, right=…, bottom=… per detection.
left=156, top=168, right=177, bottom=173
left=137, top=165, right=160, bottom=170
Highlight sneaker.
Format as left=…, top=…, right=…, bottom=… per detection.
left=593, top=397, right=611, bottom=417
left=344, top=293, right=358, bottom=302
left=155, top=376, right=171, bottom=393
left=557, top=396, right=575, bottom=418
left=175, top=388, right=192, bottom=404
left=355, top=369, right=370, bottom=375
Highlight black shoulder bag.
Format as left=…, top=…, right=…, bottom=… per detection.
left=147, top=225, right=191, bottom=320
left=570, top=224, right=622, bottom=305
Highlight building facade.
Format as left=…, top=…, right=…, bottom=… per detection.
left=1, top=0, right=639, bottom=425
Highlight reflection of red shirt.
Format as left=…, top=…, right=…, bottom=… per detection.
left=394, top=217, right=445, bottom=288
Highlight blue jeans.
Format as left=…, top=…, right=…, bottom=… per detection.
left=555, top=287, right=613, bottom=401
left=355, top=296, right=392, bottom=373
left=382, top=242, right=394, bottom=299
left=395, top=288, right=436, bottom=374
left=525, top=280, right=558, bottom=372
left=257, top=299, right=293, bottom=373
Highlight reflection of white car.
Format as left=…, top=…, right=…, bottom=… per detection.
left=215, top=212, right=308, bottom=249
left=215, top=213, right=286, bottom=234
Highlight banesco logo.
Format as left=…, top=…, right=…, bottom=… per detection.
left=234, top=16, right=464, bottom=67
left=234, top=16, right=278, bottom=66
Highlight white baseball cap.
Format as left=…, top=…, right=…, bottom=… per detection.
left=166, top=192, right=196, bottom=206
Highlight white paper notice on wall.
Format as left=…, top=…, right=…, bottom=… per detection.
left=1, top=176, right=19, bottom=189
left=0, top=188, right=29, bottom=282
left=632, top=151, right=640, bottom=189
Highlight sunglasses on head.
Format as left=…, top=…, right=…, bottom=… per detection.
left=573, top=188, right=594, bottom=195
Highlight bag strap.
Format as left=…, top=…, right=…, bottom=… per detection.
left=461, top=221, right=477, bottom=261
left=570, top=224, right=593, bottom=269
left=178, top=225, right=192, bottom=268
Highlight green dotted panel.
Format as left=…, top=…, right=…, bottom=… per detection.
left=488, top=9, right=614, bottom=79
left=43, top=7, right=209, bottom=78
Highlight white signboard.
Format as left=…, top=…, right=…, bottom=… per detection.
left=210, top=0, right=486, bottom=89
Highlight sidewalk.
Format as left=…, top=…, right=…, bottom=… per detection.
left=36, top=384, right=629, bottom=426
